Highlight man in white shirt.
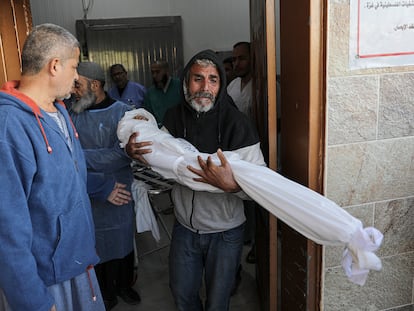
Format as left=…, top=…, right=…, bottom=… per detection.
left=227, top=42, right=252, bottom=119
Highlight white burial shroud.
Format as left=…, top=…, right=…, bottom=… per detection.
left=118, top=108, right=383, bottom=286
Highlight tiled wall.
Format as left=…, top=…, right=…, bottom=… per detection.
left=323, top=1, right=414, bottom=310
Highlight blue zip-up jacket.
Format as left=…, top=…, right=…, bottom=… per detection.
left=0, top=81, right=99, bottom=311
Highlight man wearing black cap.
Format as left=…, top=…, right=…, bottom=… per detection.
left=70, top=61, right=141, bottom=310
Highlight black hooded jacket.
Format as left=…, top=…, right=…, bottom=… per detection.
left=163, top=49, right=259, bottom=154
left=162, top=49, right=265, bottom=233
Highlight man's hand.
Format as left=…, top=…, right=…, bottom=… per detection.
left=187, top=149, right=241, bottom=193
left=125, top=132, right=152, bottom=164
left=107, top=182, right=132, bottom=206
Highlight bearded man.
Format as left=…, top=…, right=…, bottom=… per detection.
left=125, top=49, right=265, bottom=311
left=69, top=61, right=140, bottom=310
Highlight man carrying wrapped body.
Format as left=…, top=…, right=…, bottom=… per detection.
left=118, top=107, right=383, bottom=286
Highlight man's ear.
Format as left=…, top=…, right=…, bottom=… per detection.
left=48, top=58, right=60, bottom=76
left=90, top=80, right=99, bottom=91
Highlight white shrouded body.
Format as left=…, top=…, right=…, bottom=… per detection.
left=118, top=108, right=383, bottom=285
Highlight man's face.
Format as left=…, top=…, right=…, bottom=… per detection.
left=151, top=64, right=169, bottom=89
left=232, top=44, right=251, bottom=78
left=73, top=76, right=91, bottom=100
left=110, top=66, right=128, bottom=88
left=186, top=63, right=220, bottom=112
left=72, top=75, right=96, bottom=113
left=56, top=48, right=80, bottom=100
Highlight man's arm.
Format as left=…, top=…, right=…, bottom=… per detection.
left=83, top=140, right=131, bottom=173
left=0, top=142, right=55, bottom=311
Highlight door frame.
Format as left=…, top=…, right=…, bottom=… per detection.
left=250, top=0, right=326, bottom=310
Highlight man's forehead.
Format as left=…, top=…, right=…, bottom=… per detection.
left=77, top=75, right=89, bottom=83
left=190, top=63, right=219, bottom=76
left=233, top=50, right=250, bottom=62
left=151, top=64, right=166, bottom=72
left=111, top=66, right=125, bottom=74
left=151, top=63, right=162, bottom=70
left=233, top=44, right=249, bottom=54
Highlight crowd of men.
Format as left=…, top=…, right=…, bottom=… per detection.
left=0, top=22, right=260, bottom=311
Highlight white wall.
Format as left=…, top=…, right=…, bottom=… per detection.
left=170, top=0, right=250, bottom=61
left=29, top=0, right=250, bottom=62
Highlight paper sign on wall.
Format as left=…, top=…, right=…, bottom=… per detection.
left=349, top=0, right=414, bottom=69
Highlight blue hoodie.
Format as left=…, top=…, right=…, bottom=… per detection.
left=0, top=81, right=99, bottom=311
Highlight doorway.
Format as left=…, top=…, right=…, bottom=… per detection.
left=250, top=0, right=326, bottom=310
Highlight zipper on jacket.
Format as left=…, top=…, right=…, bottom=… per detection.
left=86, top=265, right=97, bottom=301
left=189, top=190, right=195, bottom=229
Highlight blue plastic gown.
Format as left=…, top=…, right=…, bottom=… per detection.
left=108, top=81, right=147, bottom=109
left=70, top=101, right=134, bottom=263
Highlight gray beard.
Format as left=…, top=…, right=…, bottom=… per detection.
left=185, top=91, right=215, bottom=113
left=189, top=98, right=214, bottom=112
left=72, top=92, right=97, bottom=114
